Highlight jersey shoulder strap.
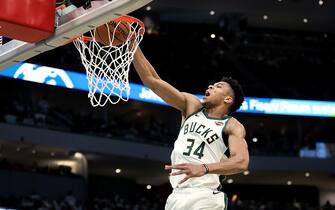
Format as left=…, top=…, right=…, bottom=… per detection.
left=181, top=107, right=204, bottom=127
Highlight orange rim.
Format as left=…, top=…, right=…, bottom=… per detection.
left=64, top=35, right=92, bottom=46
left=64, top=15, right=144, bottom=46
left=113, top=15, right=145, bottom=34
left=81, top=36, right=93, bottom=43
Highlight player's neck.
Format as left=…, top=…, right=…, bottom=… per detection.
left=204, top=106, right=229, bottom=118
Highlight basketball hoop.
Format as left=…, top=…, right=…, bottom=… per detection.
left=73, top=15, right=145, bottom=107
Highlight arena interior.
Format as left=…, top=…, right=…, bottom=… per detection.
left=0, top=0, right=335, bottom=209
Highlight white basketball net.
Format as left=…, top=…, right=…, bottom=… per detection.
left=0, top=36, right=2, bottom=46
left=73, top=16, right=144, bottom=107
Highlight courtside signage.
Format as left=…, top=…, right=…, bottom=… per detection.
left=1, top=63, right=335, bottom=117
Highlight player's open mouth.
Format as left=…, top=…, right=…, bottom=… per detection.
left=205, top=91, right=210, bottom=97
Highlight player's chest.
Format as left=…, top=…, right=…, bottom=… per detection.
left=179, top=115, right=225, bottom=145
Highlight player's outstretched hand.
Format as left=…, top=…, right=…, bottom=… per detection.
left=165, top=163, right=206, bottom=184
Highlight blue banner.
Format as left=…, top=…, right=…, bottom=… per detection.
left=1, top=63, right=335, bottom=117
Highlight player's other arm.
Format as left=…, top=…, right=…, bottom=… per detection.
left=208, top=118, right=249, bottom=175
left=133, top=47, right=201, bottom=113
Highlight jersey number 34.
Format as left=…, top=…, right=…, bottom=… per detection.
left=183, top=139, right=205, bottom=159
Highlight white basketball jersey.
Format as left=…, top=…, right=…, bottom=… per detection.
left=169, top=107, right=232, bottom=190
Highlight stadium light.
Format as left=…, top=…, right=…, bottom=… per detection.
left=74, top=152, right=84, bottom=158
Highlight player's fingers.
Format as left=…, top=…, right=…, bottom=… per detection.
left=177, top=163, right=187, bottom=166
left=170, top=170, right=185, bottom=176
left=165, top=164, right=187, bottom=170
left=178, top=175, right=190, bottom=185
left=164, top=165, right=172, bottom=170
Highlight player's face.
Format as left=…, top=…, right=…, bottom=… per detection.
left=203, top=81, right=233, bottom=106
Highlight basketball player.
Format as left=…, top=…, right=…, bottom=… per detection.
left=133, top=47, right=249, bottom=210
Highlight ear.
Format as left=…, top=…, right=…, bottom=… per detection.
left=223, top=96, right=233, bottom=104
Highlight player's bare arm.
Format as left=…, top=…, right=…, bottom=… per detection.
left=133, top=48, right=202, bottom=116
left=207, top=118, right=249, bottom=174
left=165, top=117, right=249, bottom=184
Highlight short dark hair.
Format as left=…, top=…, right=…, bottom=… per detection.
left=221, top=77, right=244, bottom=114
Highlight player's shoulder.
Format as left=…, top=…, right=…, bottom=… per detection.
left=182, top=92, right=201, bottom=103
left=181, top=92, right=202, bottom=117
left=225, top=117, right=246, bottom=135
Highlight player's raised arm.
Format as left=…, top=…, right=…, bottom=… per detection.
left=133, top=47, right=201, bottom=114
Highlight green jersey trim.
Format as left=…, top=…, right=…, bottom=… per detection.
left=224, top=192, right=228, bottom=210
left=202, top=109, right=231, bottom=120
left=180, top=107, right=204, bottom=128
left=222, top=117, right=232, bottom=157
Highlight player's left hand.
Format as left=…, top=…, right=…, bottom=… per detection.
left=165, top=163, right=206, bottom=184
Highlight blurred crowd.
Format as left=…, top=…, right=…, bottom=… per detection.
left=0, top=157, right=73, bottom=176
left=0, top=192, right=84, bottom=210
left=0, top=192, right=334, bottom=210
left=90, top=194, right=162, bottom=210
left=229, top=199, right=334, bottom=210
left=0, top=91, right=173, bottom=147
left=0, top=192, right=163, bottom=210
left=0, top=84, right=333, bottom=158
